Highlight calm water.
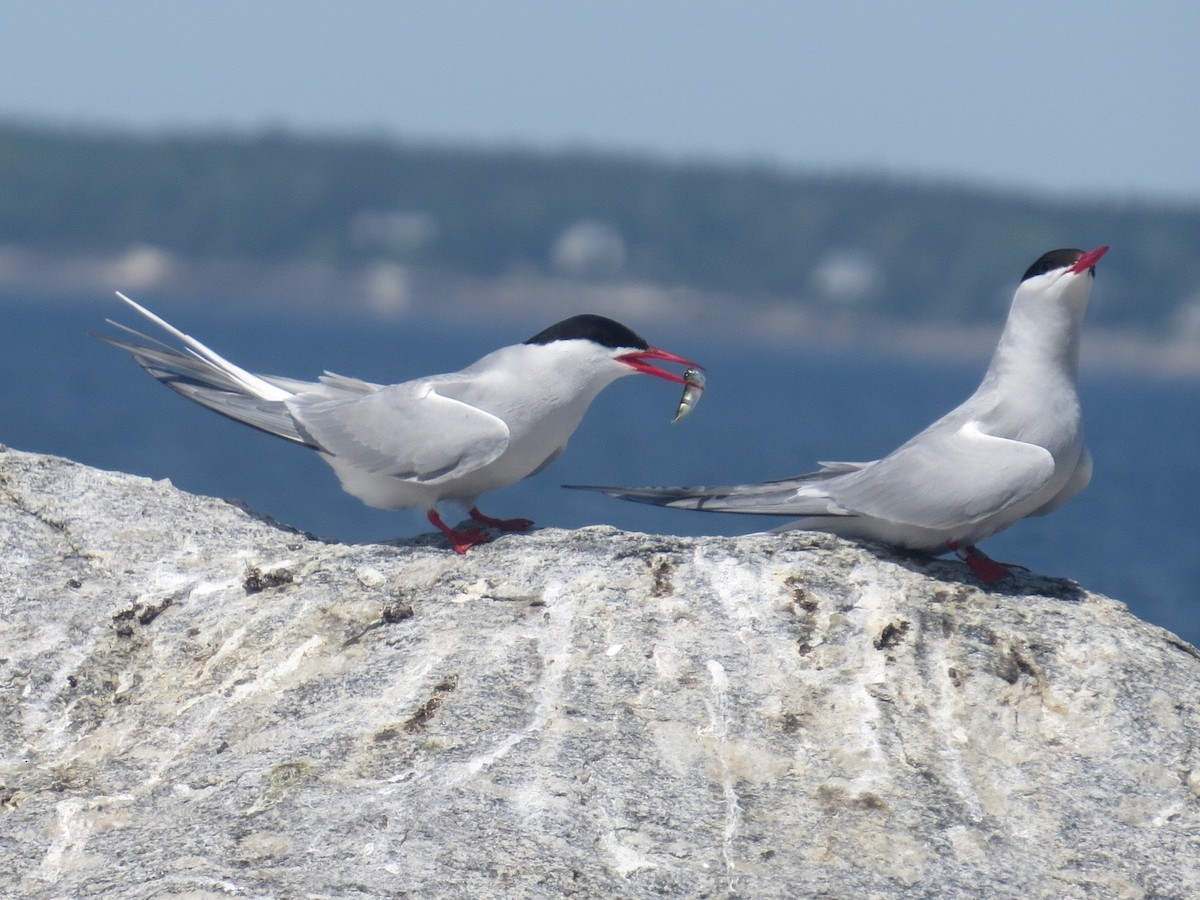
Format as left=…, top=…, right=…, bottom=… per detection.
left=3, top=293, right=1197, bottom=647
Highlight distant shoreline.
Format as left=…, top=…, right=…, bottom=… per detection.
left=3, top=245, right=1197, bottom=379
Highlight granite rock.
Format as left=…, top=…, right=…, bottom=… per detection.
left=1, top=446, right=1198, bottom=899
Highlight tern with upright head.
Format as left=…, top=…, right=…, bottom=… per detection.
left=571, top=246, right=1109, bottom=584
left=100, top=295, right=701, bottom=553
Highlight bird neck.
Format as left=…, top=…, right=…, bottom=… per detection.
left=983, top=295, right=1084, bottom=390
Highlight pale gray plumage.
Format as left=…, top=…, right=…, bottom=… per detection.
left=572, top=246, right=1109, bottom=581
left=99, top=294, right=700, bottom=553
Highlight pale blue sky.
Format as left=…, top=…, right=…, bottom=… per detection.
left=2, top=1, right=1196, bottom=201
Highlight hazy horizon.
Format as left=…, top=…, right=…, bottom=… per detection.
left=3, top=2, right=1196, bottom=203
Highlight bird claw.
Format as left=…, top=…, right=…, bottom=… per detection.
left=964, top=553, right=1013, bottom=586
left=446, top=527, right=491, bottom=555
left=469, top=508, right=535, bottom=532
left=427, top=506, right=534, bottom=554
left=948, top=542, right=1022, bottom=586
left=428, top=509, right=493, bottom=554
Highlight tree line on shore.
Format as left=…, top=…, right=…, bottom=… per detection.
left=1, top=119, right=1197, bottom=330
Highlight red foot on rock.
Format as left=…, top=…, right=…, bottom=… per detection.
left=948, top=541, right=1017, bottom=586
left=428, top=509, right=492, bottom=554
left=469, top=507, right=534, bottom=532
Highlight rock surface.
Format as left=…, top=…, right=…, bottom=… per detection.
left=1, top=445, right=1198, bottom=899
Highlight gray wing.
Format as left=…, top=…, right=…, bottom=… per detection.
left=1030, top=447, right=1091, bottom=517
left=812, top=421, right=1057, bottom=530
left=570, top=420, right=1057, bottom=530
left=564, top=467, right=850, bottom=515
left=288, top=380, right=510, bottom=483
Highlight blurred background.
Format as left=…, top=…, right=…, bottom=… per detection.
left=1, top=2, right=1197, bottom=645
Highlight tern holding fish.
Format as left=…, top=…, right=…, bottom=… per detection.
left=99, top=296, right=702, bottom=553
left=672, top=368, right=706, bottom=423
left=571, top=246, right=1108, bottom=584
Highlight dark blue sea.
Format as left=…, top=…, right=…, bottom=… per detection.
left=3, top=293, right=1196, bottom=648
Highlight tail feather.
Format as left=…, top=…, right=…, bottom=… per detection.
left=564, top=482, right=848, bottom=517
left=98, top=329, right=254, bottom=397
left=98, top=295, right=317, bottom=447
left=563, top=483, right=715, bottom=509
left=113, top=292, right=293, bottom=402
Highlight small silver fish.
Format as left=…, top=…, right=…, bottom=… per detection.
left=671, top=368, right=706, bottom=423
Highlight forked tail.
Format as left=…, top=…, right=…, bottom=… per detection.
left=96, top=292, right=317, bottom=447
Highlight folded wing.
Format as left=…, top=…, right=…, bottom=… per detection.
left=571, top=420, right=1057, bottom=532
left=820, top=422, right=1056, bottom=530
left=288, top=381, right=511, bottom=483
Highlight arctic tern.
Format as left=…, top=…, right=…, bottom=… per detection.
left=99, top=294, right=701, bottom=553
left=571, top=246, right=1109, bottom=584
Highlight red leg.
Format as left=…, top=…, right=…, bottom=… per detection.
left=427, top=509, right=491, bottom=554
left=948, top=541, right=1016, bottom=586
left=469, top=507, right=534, bottom=532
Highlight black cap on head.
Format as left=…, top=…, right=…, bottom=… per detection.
left=524, top=314, right=651, bottom=351
left=1021, top=249, right=1085, bottom=282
